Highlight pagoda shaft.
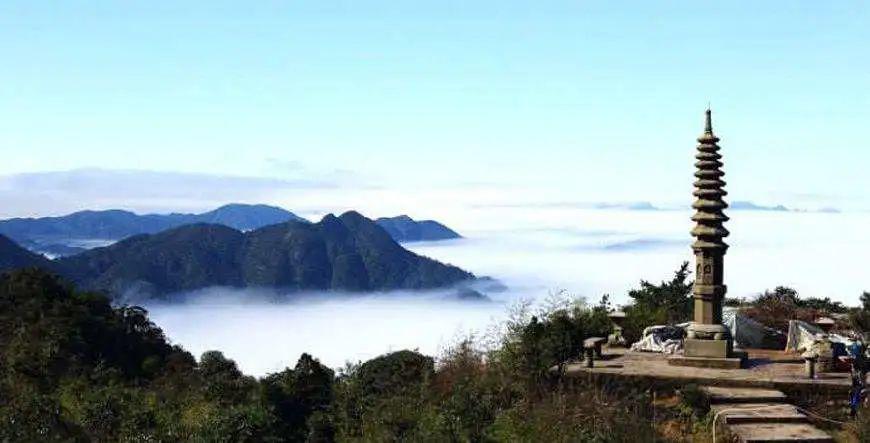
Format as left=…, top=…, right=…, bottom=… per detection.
left=669, top=109, right=744, bottom=368
left=691, top=109, right=729, bottom=326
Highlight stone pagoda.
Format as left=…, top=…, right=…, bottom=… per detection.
left=670, top=109, right=746, bottom=369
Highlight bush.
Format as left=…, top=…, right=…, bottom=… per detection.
left=487, top=385, right=658, bottom=442
left=262, top=353, right=335, bottom=441
left=846, top=405, right=870, bottom=443
left=355, top=350, right=434, bottom=400
left=677, top=384, right=708, bottom=418
left=332, top=350, right=434, bottom=440
left=743, top=286, right=848, bottom=333
left=622, top=305, right=669, bottom=346
left=495, top=293, right=612, bottom=389
left=621, top=263, right=693, bottom=345
left=851, top=292, right=870, bottom=334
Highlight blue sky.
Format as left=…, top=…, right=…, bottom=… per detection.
left=1, top=1, right=868, bottom=215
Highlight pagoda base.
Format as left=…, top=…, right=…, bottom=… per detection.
left=668, top=339, right=747, bottom=369
left=667, top=355, right=745, bottom=369
left=684, top=338, right=730, bottom=358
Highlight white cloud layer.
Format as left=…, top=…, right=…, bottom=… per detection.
left=144, top=207, right=870, bottom=376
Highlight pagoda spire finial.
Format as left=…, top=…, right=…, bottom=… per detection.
left=704, top=106, right=713, bottom=135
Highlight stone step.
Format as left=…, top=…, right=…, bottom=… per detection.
left=702, top=386, right=834, bottom=443
left=726, top=423, right=834, bottom=443
left=711, top=403, right=808, bottom=424
left=701, top=386, right=788, bottom=404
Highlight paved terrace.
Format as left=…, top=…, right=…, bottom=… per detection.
left=563, top=348, right=851, bottom=394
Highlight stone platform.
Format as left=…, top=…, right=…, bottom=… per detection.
left=563, top=347, right=850, bottom=394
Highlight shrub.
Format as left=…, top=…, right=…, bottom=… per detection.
left=743, top=286, right=846, bottom=333
left=332, top=350, right=434, bottom=440
left=677, top=384, right=708, bottom=418
left=354, top=350, right=434, bottom=400
left=495, top=293, right=612, bottom=390
left=487, top=384, right=658, bottom=442
left=621, top=263, right=693, bottom=345
left=850, top=292, right=870, bottom=334
left=261, top=353, right=335, bottom=441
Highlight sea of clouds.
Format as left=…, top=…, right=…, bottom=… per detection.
left=144, top=206, right=870, bottom=376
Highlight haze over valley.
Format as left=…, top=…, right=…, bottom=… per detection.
left=5, top=202, right=855, bottom=375
left=2, top=194, right=867, bottom=375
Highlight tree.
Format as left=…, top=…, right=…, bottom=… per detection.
left=850, top=292, right=870, bottom=334
left=744, top=286, right=844, bottom=332
left=621, top=262, right=693, bottom=344
left=627, top=261, right=693, bottom=324
left=333, top=350, right=434, bottom=441
left=262, top=353, right=335, bottom=442
left=799, top=296, right=847, bottom=314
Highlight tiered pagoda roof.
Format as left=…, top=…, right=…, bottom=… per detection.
left=691, top=109, right=729, bottom=251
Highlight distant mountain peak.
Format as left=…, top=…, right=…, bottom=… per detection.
left=375, top=215, right=461, bottom=243
left=593, top=201, right=659, bottom=211
left=729, top=200, right=789, bottom=211
left=321, top=213, right=341, bottom=222
left=209, top=203, right=289, bottom=213
left=726, top=200, right=842, bottom=213
left=216, top=203, right=266, bottom=209
left=339, top=210, right=366, bottom=221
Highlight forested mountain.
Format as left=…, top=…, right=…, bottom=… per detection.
left=56, top=211, right=474, bottom=299
left=0, top=234, right=58, bottom=273
left=0, top=268, right=626, bottom=442
left=0, top=204, right=306, bottom=256
left=0, top=205, right=464, bottom=257
left=375, top=215, right=462, bottom=242
left=0, top=268, right=336, bottom=441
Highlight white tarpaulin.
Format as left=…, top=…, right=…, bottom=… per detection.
left=630, top=325, right=685, bottom=354
left=784, top=319, right=854, bottom=353
left=722, top=307, right=786, bottom=349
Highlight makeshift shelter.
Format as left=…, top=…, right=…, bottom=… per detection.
left=722, top=307, right=786, bottom=349
left=785, top=319, right=854, bottom=353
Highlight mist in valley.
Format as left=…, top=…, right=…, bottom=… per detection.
left=142, top=207, right=870, bottom=376
left=144, top=288, right=513, bottom=377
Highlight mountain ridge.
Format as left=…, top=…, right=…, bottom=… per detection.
left=0, top=234, right=60, bottom=274
left=0, top=203, right=306, bottom=240
left=54, top=211, right=474, bottom=300
left=1, top=204, right=463, bottom=256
